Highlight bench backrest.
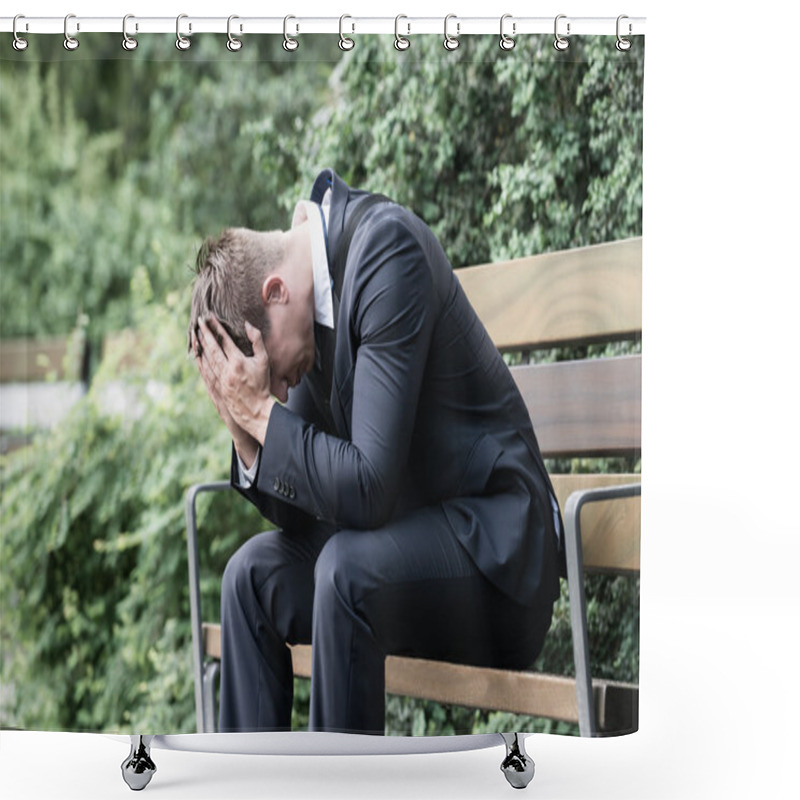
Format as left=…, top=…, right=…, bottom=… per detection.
left=457, top=238, right=642, bottom=574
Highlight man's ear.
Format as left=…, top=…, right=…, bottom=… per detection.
left=262, top=275, right=288, bottom=307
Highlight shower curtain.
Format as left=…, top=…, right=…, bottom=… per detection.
left=0, top=12, right=644, bottom=762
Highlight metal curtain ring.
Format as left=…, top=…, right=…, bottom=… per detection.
left=339, top=15, right=355, bottom=51
left=616, top=15, right=632, bottom=51
left=394, top=15, right=410, bottom=51
left=176, top=14, right=191, bottom=50
left=443, top=14, right=460, bottom=51
left=554, top=14, right=570, bottom=51
left=283, top=16, right=299, bottom=51
left=63, top=13, right=79, bottom=51
left=499, top=14, right=515, bottom=51
left=227, top=15, right=243, bottom=51
left=122, top=14, right=138, bottom=51
left=12, top=14, right=29, bottom=51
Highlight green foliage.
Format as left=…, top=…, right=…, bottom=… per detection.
left=292, top=678, right=311, bottom=731
left=0, top=35, right=337, bottom=342
left=0, top=61, right=188, bottom=343
left=0, top=285, right=265, bottom=732
left=254, top=35, right=644, bottom=266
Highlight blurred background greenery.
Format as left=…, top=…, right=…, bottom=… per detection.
left=0, top=33, right=643, bottom=734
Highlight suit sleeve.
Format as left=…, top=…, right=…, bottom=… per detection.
left=230, top=366, right=331, bottom=532
left=252, top=215, right=436, bottom=530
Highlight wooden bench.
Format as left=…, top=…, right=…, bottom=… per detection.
left=185, top=237, right=642, bottom=738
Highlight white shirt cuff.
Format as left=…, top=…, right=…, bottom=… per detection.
left=235, top=448, right=260, bottom=488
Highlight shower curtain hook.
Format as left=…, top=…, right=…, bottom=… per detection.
left=554, top=14, right=569, bottom=51
left=394, top=15, right=410, bottom=51
left=227, top=15, right=243, bottom=51
left=63, top=14, right=80, bottom=51
left=339, top=15, right=355, bottom=51
left=499, top=14, right=515, bottom=51
left=122, top=15, right=138, bottom=51
left=176, top=14, right=191, bottom=50
left=616, top=15, right=632, bottom=51
left=443, top=14, right=460, bottom=51
left=12, top=15, right=28, bottom=51
left=283, top=15, right=299, bottom=51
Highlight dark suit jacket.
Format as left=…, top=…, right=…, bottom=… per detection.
left=233, top=169, right=562, bottom=608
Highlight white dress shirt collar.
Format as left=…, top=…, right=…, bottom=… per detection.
left=291, top=190, right=334, bottom=330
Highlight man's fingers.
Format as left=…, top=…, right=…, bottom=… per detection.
left=244, top=321, right=268, bottom=362
left=198, top=316, right=228, bottom=369
left=206, top=314, right=238, bottom=356
left=191, top=327, right=203, bottom=360
left=197, top=354, right=229, bottom=418
left=244, top=320, right=259, bottom=345
left=196, top=340, right=222, bottom=395
left=196, top=353, right=215, bottom=394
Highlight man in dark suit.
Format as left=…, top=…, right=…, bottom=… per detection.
left=189, top=169, right=563, bottom=735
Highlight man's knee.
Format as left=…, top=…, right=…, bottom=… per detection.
left=222, top=537, right=259, bottom=608
left=313, top=531, right=367, bottom=613
left=221, top=530, right=286, bottom=608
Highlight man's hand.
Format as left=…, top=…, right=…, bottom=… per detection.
left=192, top=316, right=276, bottom=467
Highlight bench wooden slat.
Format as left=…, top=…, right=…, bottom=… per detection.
left=457, top=238, right=642, bottom=351
left=201, top=626, right=636, bottom=731
left=382, top=655, right=579, bottom=721
left=550, top=474, right=641, bottom=573
left=512, top=355, right=641, bottom=458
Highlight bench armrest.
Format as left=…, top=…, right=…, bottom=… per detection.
left=185, top=481, right=231, bottom=733
left=563, top=481, right=641, bottom=736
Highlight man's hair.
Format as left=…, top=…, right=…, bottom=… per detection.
left=188, top=228, right=285, bottom=357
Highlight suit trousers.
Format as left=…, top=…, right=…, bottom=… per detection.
left=218, top=504, right=553, bottom=734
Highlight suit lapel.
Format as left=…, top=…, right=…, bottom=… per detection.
left=304, top=322, right=336, bottom=433
left=311, top=169, right=349, bottom=254
left=308, top=169, right=357, bottom=438
left=327, top=274, right=348, bottom=437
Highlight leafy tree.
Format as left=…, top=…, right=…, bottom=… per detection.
left=0, top=34, right=337, bottom=343
left=0, top=277, right=265, bottom=731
